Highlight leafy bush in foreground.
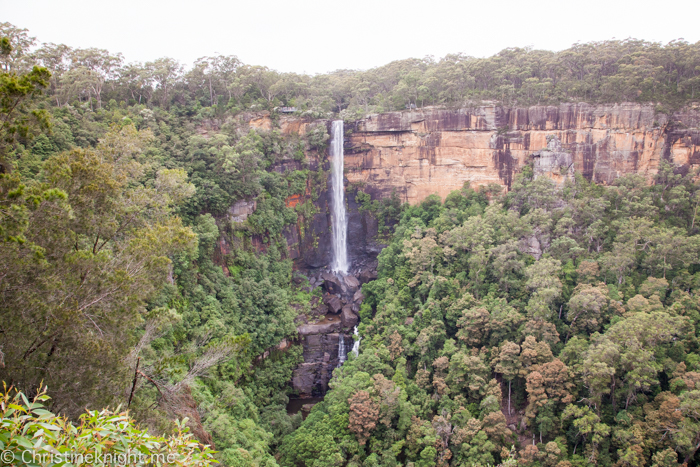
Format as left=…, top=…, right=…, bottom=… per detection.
left=0, top=386, right=216, bottom=466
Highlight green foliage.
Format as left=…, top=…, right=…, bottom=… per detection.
left=0, top=386, right=216, bottom=466
left=306, top=124, right=329, bottom=151
left=355, top=188, right=406, bottom=236
left=0, top=125, right=199, bottom=416
left=0, top=61, right=51, bottom=171
left=10, top=23, right=700, bottom=125
left=1, top=62, right=306, bottom=464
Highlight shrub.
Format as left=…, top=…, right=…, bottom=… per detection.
left=0, top=385, right=216, bottom=467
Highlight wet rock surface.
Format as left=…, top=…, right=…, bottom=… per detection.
left=343, top=275, right=360, bottom=291
left=292, top=328, right=355, bottom=396
left=321, top=272, right=343, bottom=294
left=353, top=289, right=364, bottom=304
left=291, top=267, right=378, bottom=396
left=324, top=294, right=343, bottom=314
left=341, top=306, right=359, bottom=328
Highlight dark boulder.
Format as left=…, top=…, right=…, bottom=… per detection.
left=341, top=306, right=359, bottom=328
left=353, top=289, right=364, bottom=304
left=324, top=294, right=343, bottom=314
left=310, top=296, right=329, bottom=316
left=359, top=269, right=378, bottom=284
left=321, top=271, right=343, bottom=294
left=344, top=275, right=360, bottom=291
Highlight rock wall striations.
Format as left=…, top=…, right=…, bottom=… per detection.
left=344, top=103, right=700, bottom=204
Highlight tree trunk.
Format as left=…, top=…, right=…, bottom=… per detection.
left=128, top=357, right=140, bottom=407
left=508, top=380, right=512, bottom=415
left=610, top=379, right=616, bottom=417
left=683, top=439, right=700, bottom=465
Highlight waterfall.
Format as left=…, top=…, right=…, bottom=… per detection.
left=351, top=326, right=361, bottom=357
left=330, top=120, right=349, bottom=274
left=337, top=333, right=347, bottom=366
left=338, top=328, right=360, bottom=368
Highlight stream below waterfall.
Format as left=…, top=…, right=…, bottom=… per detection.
left=337, top=326, right=360, bottom=367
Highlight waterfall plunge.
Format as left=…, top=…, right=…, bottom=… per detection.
left=330, top=121, right=349, bottom=274
left=331, top=121, right=359, bottom=369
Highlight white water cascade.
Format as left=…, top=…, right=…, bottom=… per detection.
left=331, top=122, right=357, bottom=370
left=351, top=326, right=361, bottom=357
left=330, top=120, right=349, bottom=274
left=337, top=333, right=347, bottom=366
left=337, top=328, right=360, bottom=368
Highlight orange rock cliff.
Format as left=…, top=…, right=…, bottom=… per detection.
left=344, top=104, right=700, bottom=203
left=253, top=103, right=700, bottom=205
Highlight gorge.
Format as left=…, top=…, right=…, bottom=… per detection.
left=268, top=102, right=700, bottom=398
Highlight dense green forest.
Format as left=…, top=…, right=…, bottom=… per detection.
left=283, top=170, right=700, bottom=467
left=1, top=22, right=320, bottom=466
left=3, top=21, right=700, bottom=467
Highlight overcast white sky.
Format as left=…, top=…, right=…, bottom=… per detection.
left=3, top=0, right=699, bottom=75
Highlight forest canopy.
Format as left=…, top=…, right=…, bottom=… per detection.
left=1, top=22, right=700, bottom=123
left=281, top=169, right=700, bottom=467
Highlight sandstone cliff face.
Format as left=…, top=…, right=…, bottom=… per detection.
left=344, top=104, right=700, bottom=204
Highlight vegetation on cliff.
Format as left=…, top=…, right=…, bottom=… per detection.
left=0, top=26, right=328, bottom=466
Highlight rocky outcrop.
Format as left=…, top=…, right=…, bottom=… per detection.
left=532, top=136, right=575, bottom=185
left=292, top=322, right=351, bottom=396
left=228, top=199, right=257, bottom=223
left=290, top=269, right=369, bottom=397
left=344, top=103, right=700, bottom=204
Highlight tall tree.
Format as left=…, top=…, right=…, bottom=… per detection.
left=494, top=341, right=521, bottom=415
